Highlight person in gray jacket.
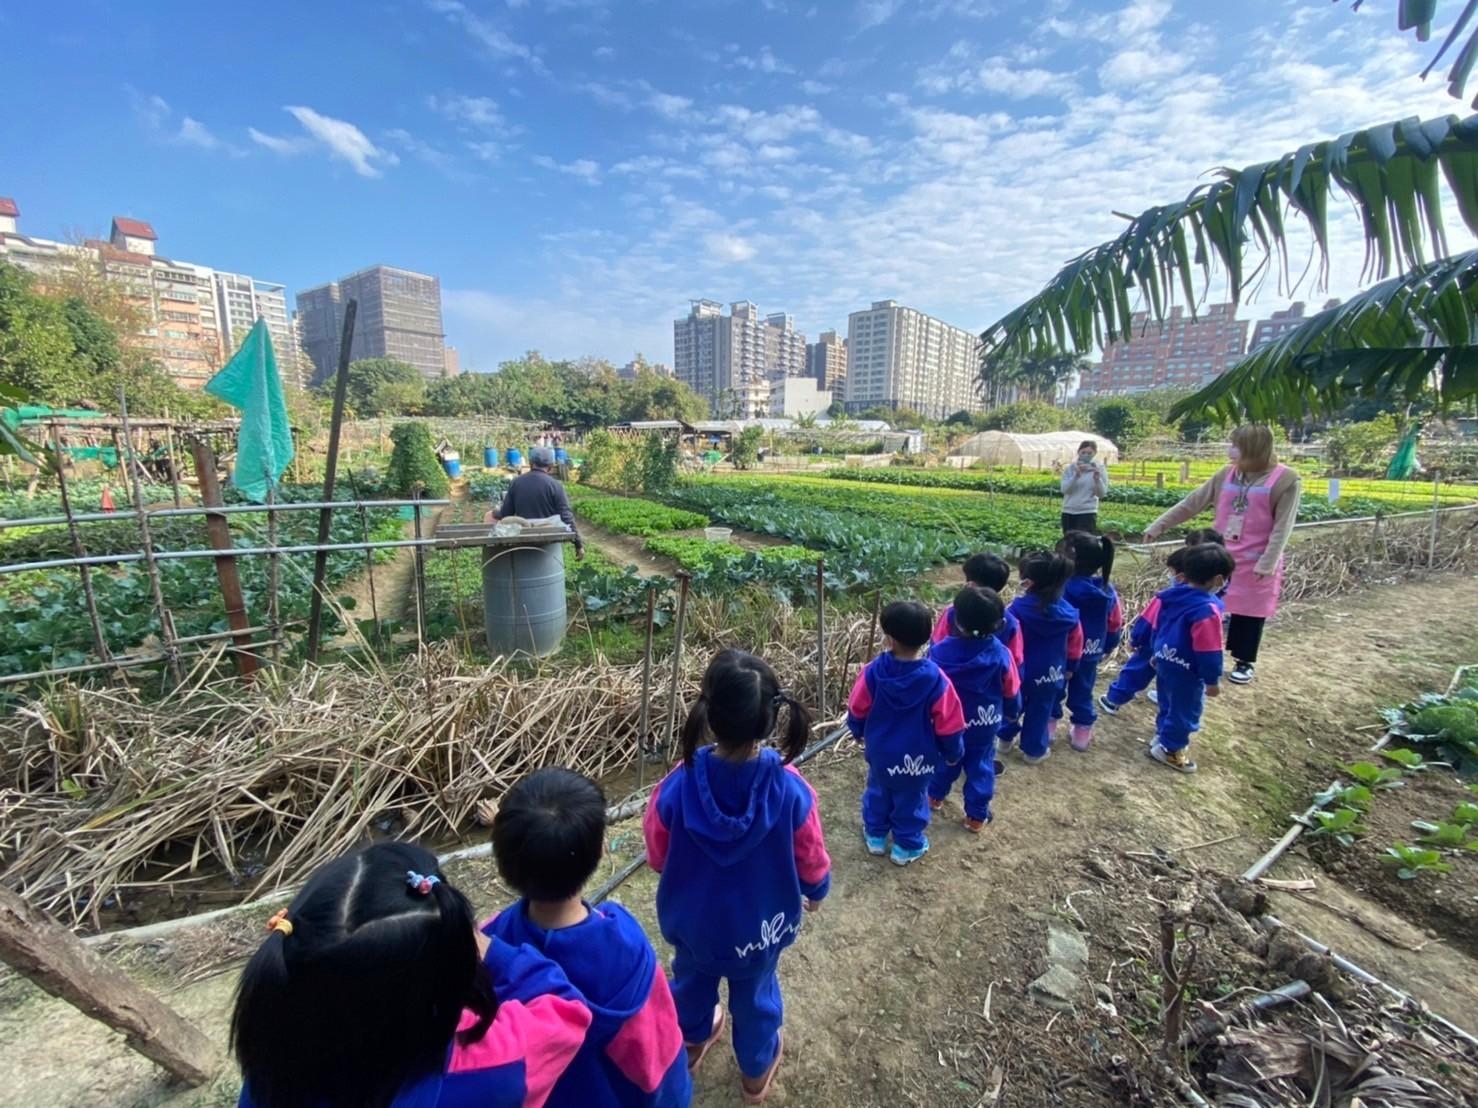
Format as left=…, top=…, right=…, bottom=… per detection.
left=1060, top=440, right=1108, bottom=534
left=484, top=446, right=585, bottom=559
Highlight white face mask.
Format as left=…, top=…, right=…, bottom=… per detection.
left=1078, top=452, right=1094, bottom=464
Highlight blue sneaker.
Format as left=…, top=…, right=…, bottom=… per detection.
left=1097, top=693, right=1122, bottom=716
left=864, top=833, right=888, bottom=856
left=890, top=837, right=930, bottom=866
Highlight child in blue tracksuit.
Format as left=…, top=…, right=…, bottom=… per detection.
left=1055, top=531, right=1123, bottom=752
left=1147, top=543, right=1236, bottom=774
left=930, top=553, right=1025, bottom=671
left=926, top=586, right=1021, bottom=831
left=1100, top=530, right=1225, bottom=716
left=488, top=768, right=690, bottom=1108
left=1005, top=552, right=1082, bottom=764
left=644, top=649, right=831, bottom=1105
left=233, top=842, right=592, bottom=1108
left=848, top=600, right=966, bottom=866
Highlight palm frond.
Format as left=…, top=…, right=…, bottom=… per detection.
left=979, top=114, right=1478, bottom=376
left=1169, top=249, right=1478, bottom=422
left=1342, top=0, right=1478, bottom=107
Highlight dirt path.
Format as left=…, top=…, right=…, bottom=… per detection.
left=3, top=575, right=1476, bottom=1107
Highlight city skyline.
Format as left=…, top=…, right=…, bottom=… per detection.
left=1, top=2, right=1467, bottom=374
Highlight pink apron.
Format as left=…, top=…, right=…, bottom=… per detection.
left=1212, top=464, right=1286, bottom=619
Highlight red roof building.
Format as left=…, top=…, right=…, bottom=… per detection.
left=110, top=216, right=157, bottom=241
left=0, top=198, right=18, bottom=218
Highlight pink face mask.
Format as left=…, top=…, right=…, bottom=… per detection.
left=1227, top=445, right=1242, bottom=463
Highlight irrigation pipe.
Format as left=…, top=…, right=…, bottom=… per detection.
left=84, top=723, right=855, bottom=946
left=1240, top=781, right=1342, bottom=883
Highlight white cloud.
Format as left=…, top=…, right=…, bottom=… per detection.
left=280, top=106, right=397, bottom=177
left=177, top=116, right=223, bottom=150
left=733, top=46, right=795, bottom=74
left=532, top=154, right=601, bottom=183
left=249, top=127, right=308, bottom=155
left=593, top=44, right=615, bottom=59
left=428, top=93, right=510, bottom=132
left=799, top=79, right=834, bottom=95
left=128, top=89, right=246, bottom=155
left=856, top=0, right=900, bottom=29
left=1099, top=46, right=1186, bottom=88
left=648, top=91, right=695, bottom=119
left=705, top=233, right=757, bottom=263
left=427, top=0, right=546, bottom=73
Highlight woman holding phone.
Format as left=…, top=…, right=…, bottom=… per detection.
left=1060, top=440, right=1109, bottom=534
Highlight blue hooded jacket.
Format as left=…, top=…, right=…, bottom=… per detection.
left=930, top=633, right=1020, bottom=748
left=1007, top=595, right=1083, bottom=689
left=1151, top=583, right=1225, bottom=685
left=484, top=904, right=690, bottom=1108
left=1064, top=576, right=1123, bottom=661
left=846, top=652, right=965, bottom=787
left=644, top=747, right=831, bottom=978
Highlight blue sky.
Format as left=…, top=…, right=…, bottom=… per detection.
left=0, top=0, right=1468, bottom=371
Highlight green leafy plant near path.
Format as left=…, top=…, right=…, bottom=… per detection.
left=1383, top=844, right=1453, bottom=879
left=568, top=487, right=707, bottom=537
left=1380, top=672, right=1478, bottom=770
left=1309, top=806, right=1367, bottom=846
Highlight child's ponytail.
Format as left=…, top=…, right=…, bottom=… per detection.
left=680, top=692, right=711, bottom=768
left=1099, top=534, right=1114, bottom=586
left=776, top=692, right=811, bottom=764
left=1058, top=530, right=1113, bottom=585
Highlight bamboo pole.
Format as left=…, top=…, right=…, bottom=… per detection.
left=663, top=571, right=692, bottom=757
left=117, top=390, right=183, bottom=687
left=266, top=481, right=281, bottom=665
left=358, top=503, right=380, bottom=649
left=815, top=557, right=826, bottom=716
left=411, top=491, right=428, bottom=646
left=306, top=297, right=358, bottom=663
left=47, top=423, right=113, bottom=670
left=189, top=439, right=259, bottom=680
left=162, top=411, right=183, bottom=509
left=637, top=584, right=656, bottom=792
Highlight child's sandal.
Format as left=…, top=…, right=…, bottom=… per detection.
left=687, top=1006, right=726, bottom=1074
left=741, top=1030, right=784, bottom=1104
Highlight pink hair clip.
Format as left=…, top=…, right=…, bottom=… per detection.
left=406, top=870, right=441, bottom=896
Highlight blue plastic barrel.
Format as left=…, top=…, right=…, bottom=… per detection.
left=443, top=458, right=462, bottom=478
left=483, top=447, right=499, bottom=468
left=507, top=447, right=523, bottom=468
left=554, top=447, right=569, bottom=463
left=483, top=543, right=568, bottom=657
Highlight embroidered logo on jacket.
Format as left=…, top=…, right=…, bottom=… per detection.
left=968, top=703, right=1002, bottom=730
left=1155, top=645, right=1191, bottom=670
left=1083, top=636, right=1104, bottom=657
left=1033, top=664, right=1066, bottom=686
left=886, top=753, right=936, bottom=777
left=733, top=912, right=801, bottom=958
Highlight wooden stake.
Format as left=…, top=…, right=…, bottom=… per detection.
left=815, top=557, right=826, bottom=717
left=162, top=409, right=183, bottom=509
left=307, top=298, right=358, bottom=663
left=266, top=481, right=281, bottom=665
left=190, top=439, right=259, bottom=680
left=117, top=391, right=184, bottom=687
left=48, top=424, right=113, bottom=670
left=663, top=571, right=692, bottom=757
left=637, top=584, right=656, bottom=791
left=0, top=886, right=221, bottom=1086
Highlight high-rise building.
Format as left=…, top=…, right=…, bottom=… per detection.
left=215, top=272, right=299, bottom=379
left=844, top=300, right=981, bottom=418
left=444, top=345, right=461, bottom=377
left=1248, top=299, right=1339, bottom=352
left=673, top=300, right=807, bottom=417
left=295, top=265, right=447, bottom=384
left=1083, top=303, right=1248, bottom=396
left=806, top=330, right=848, bottom=394
left=0, top=196, right=295, bottom=389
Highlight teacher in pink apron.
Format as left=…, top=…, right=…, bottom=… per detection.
left=1141, top=426, right=1302, bottom=686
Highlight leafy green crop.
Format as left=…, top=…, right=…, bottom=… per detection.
left=1383, top=843, right=1453, bottom=879
left=1343, top=761, right=1406, bottom=790
left=568, top=488, right=707, bottom=537
left=1310, top=806, right=1366, bottom=846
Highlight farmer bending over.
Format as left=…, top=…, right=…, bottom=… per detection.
left=485, top=446, right=585, bottom=559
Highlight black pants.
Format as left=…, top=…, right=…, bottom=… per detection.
left=1061, top=512, right=1098, bottom=535
left=1226, top=614, right=1266, bottom=664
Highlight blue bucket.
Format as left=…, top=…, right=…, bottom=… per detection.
left=443, top=458, right=463, bottom=478
left=483, top=447, right=499, bottom=468
left=507, top=448, right=523, bottom=468
left=554, top=447, right=569, bottom=463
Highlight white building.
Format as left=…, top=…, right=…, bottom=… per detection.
left=844, top=300, right=983, bottom=419
left=216, top=272, right=300, bottom=381
left=674, top=299, right=807, bottom=418
left=769, top=375, right=832, bottom=419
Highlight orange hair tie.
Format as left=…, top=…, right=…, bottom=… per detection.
left=266, top=908, right=293, bottom=937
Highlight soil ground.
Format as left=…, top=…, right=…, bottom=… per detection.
left=3, top=575, right=1478, bottom=1106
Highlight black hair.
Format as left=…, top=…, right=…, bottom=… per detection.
left=1077, top=440, right=1097, bottom=453
left=231, top=842, right=496, bottom=1108
left=963, top=552, right=1010, bottom=591
left=1180, top=543, right=1236, bottom=587
left=1166, top=546, right=1188, bottom=575
left=881, top=600, right=933, bottom=651
left=681, top=649, right=810, bottom=768
left=1018, top=550, right=1073, bottom=606
left=1185, top=527, right=1225, bottom=547
left=492, top=768, right=605, bottom=902
left=1058, top=530, right=1115, bottom=584
left=951, top=586, right=1004, bottom=639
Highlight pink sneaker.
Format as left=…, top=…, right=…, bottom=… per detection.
left=1069, top=724, right=1093, bottom=752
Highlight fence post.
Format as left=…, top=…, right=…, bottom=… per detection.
left=48, top=424, right=113, bottom=671
left=118, top=391, right=184, bottom=687
left=1429, top=468, right=1442, bottom=567
left=307, top=298, right=358, bottom=663
left=358, top=503, right=381, bottom=650
left=265, top=480, right=281, bottom=665
left=815, top=558, right=826, bottom=718
left=637, top=584, right=657, bottom=792
left=189, top=439, right=259, bottom=680
left=663, top=571, right=692, bottom=757
left=411, top=490, right=428, bottom=646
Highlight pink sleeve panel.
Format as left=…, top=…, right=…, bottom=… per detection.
left=1108, top=597, right=1124, bottom=634
left=1190, top=612, right=1224, bottom=654
left=1002, top=653, right=1021, bottom=699
left=605, top=966, right=685, bottom=1094
left=1008, top=625, right=1024, bottom=668
left=930, top=677, right=966, bottom=736
left=847, top=669, right=873, bottom=719
left=1066, top=623, right=1084, bottom=664
left=1143, top=597, right=1162, bottom=628
left=449, top=995, right=592, bottom=1108
left=642, top=775, right=674, bottom=873
left=930, top=607, right=950, bottom=644
left=785, top=765, right=832, bottom=886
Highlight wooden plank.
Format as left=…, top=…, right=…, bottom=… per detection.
left=0, top=887, right=221, bottom=1086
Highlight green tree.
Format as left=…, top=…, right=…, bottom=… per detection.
left=335, top=358, right=426, bottom=417
left=1321, top=413, right=1401, bottom=475
left=0, top=263, right=81, bottom=400
left=1090, top=398, right=1164, bottom=451
left=977, top=401, right=1068, bottom=433
left=731, top=425, right=765, bottom=469
left=385, top=421, right=449, bottom=497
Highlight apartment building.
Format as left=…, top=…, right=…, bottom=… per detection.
left=844, top=300, right=981, bottom=418
left=296, top=265, right=447, bottom=384
left=1083, top=303, right=1248, bottom=396
left=0, top=197, right=294, bottom=388
left=805, top=329, right=847, bottom=393
left=1247, top=299, right=1340, bottom=353
left=673, top=300, right=807, bottom=417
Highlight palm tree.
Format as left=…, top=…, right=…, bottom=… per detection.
left=978, top=114, right=1478, bottom=420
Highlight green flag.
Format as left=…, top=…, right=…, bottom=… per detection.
left=205, top=319, right=294, bottom=502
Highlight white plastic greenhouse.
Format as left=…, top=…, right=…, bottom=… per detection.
left=948, top=430, right=1119, bottom=470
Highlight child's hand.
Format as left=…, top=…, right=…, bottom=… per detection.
left=1206, top=684, right=1222, bottom=698
left=803, top=898, right=820, bottom=914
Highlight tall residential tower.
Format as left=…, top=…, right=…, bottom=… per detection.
left=295, top=265, right=446, bottom=385
left=844, top=300, right=981, bottom=418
